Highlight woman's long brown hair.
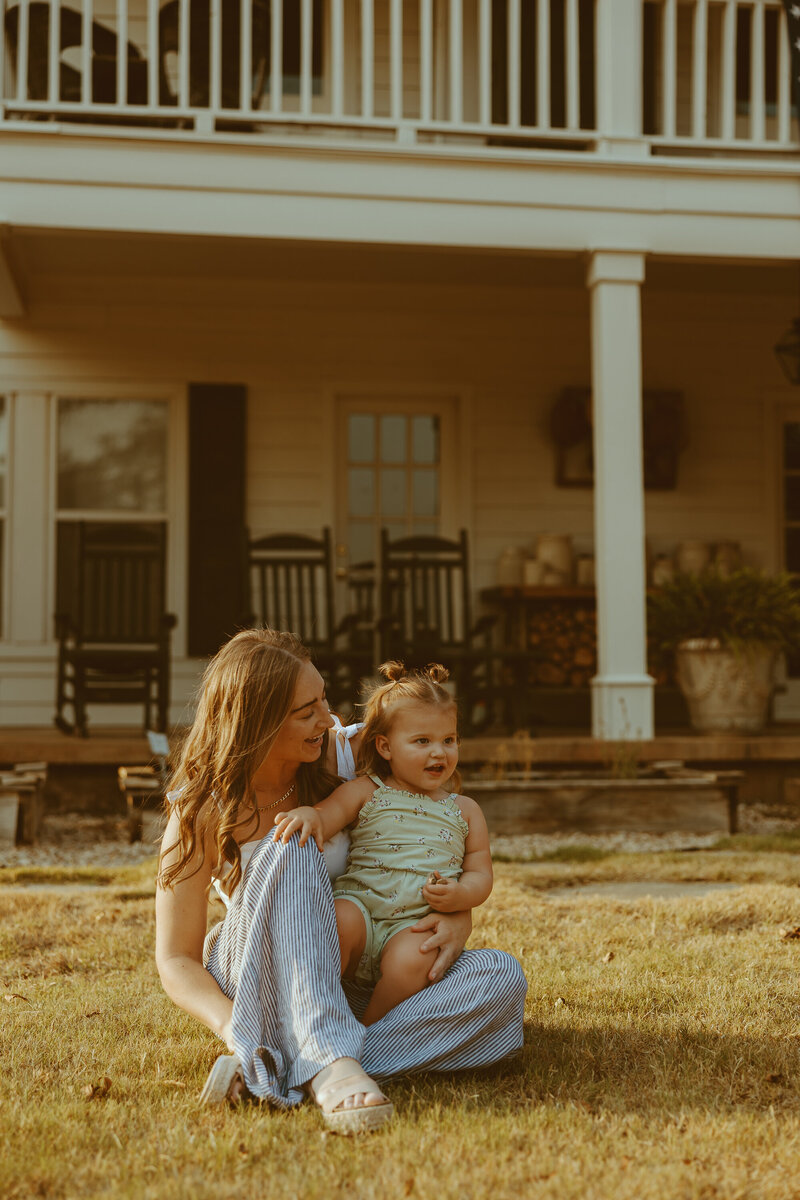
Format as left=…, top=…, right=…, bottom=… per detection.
left=158, top=628, right=340, bottom=897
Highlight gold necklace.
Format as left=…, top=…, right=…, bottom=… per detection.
left=246, top=781, right=297, bottom=813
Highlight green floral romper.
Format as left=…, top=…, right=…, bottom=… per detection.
left=332, top=774, right=470, bottom=985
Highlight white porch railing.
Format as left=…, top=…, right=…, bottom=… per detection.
left=643, top=0, right=798, bottom=151
left=0, top=0, right=796, bottom=154
left=0, top=0, right=597, bottom=142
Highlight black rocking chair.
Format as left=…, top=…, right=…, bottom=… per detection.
left=244, top=527, right=369, bottom=710
left=377, top=528, right=495, bottom=732
left=54, top=522, right=177, bottom=736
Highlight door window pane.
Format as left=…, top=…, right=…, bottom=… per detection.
left=57, top=399, right=168, bottom=512
left=348, top=414, right=375, bottom=463
left=347, top=521, right=374, bottom=565
left=412, top=416, right=438, bottom=464
left=384, top=520, right=406, bottom=544
left=413, top=469, right=438, bottom=517
left=341, top=403, right=445, bottom=572
left=380, top=415, right=407, bottom=464
left=380, top=468, right=406, bottom=517
left=414, top=518, right=437, bottom=537
left=348, top=467, right=375, bottom=515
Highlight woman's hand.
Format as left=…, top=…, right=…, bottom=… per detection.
left=273, top=806, right=324, bottom=851
left=409, top=908, right=472, bottom=982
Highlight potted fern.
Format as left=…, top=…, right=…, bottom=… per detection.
left=647, top=568, right=800, bottom=732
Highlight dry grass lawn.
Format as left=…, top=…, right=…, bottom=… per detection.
left=3, top=846, right=800, bottom=1199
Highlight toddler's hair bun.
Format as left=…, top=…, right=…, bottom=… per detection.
left=378, top=660, right=407, bottom=683
left=425, top=663, right=450, bottom=684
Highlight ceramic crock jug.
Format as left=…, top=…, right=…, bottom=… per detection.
left=536, top=534, right=573, bottom=583
left=497, top=546, right=524, bottom=586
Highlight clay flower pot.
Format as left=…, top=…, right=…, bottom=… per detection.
left=675, top=638, right=776, bottom=733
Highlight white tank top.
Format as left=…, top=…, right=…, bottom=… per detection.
left=210, top=714, right=361, bottom=905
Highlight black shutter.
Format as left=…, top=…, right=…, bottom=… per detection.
left=188, top=384, right=246, bottom=658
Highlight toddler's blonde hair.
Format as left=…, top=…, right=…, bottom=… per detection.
left=356, top=660, right=461, bottom=791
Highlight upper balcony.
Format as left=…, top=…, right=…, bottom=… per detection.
left=1, top=0, right=798, bottom=160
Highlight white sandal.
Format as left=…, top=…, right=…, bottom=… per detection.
left=307, top=1058, right=394, bottom=1135
left=199, top=1054, right=246, bottom=1105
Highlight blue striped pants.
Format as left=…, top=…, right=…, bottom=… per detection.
left=206, top=835, right=527, bottom=1108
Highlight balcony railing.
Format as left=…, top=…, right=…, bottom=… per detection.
left=644, top=0, right=798, bottom=151
left=0, top=0, right=796, bottom=155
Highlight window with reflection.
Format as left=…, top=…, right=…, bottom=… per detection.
left=57, top=399, right=168, bottom=512
left=55, top=399, right=170, bottom=622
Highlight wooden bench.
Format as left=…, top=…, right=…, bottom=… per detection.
left=118, top=730, right=170, bottom=846
left=0, top=762, right=46, bottom=847
left=466, top=765, right=743, bottom=835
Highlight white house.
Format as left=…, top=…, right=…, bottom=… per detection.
left=0, top=0, right=799, bottom=739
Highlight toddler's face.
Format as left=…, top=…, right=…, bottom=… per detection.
left=375, top=702, right=459, bottom=794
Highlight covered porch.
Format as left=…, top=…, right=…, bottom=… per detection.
left=1, top=234, right=798, bottom=739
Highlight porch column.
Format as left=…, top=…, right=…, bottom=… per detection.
left=7, top=394, right=51, bottom=644
left=587, top=250, right=654, bottom=740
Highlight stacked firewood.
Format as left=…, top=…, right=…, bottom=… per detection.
left=525, top=604, right=597, bottom=687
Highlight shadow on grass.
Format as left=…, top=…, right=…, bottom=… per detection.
left=378, top=1018, right=800, bottom=1121
left=490, top=1021, right=800, bottom=1115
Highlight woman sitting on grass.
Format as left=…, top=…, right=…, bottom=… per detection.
left=274, top=661, right=493, bottom=1026
left=155, top=628, right=526, bottom=1135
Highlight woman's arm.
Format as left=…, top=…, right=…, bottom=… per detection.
left=154, top=813, right=234, bottom=1047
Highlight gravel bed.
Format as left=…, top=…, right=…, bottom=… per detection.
left=490, top=830, right=724, bottom=859
left=1, top=803, right=797, bottom=871
left=1, top=814, right=160, bottom=869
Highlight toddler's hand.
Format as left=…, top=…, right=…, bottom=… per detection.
left=273, top=806, right=324, bottom=851
left=422, top=871, right=462, bottom=912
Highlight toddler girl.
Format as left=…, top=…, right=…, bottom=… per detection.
left=274, top=661, right=493, bottom=1026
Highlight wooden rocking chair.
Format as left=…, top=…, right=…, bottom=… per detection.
left=54, top=522, right=176, bottom=736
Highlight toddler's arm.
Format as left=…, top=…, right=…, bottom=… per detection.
left=422, top=796, right=493, bottom=913
left=273, top=776, right=374, bottom=851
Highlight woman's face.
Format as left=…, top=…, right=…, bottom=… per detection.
left=264, top=661, right=334, bottom=768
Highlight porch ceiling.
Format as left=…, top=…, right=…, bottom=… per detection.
left=3, top=726, right=800, bottom=768
left=4, top=229, right=799, bottom=301
left=7, top=230, right=586, bottom=290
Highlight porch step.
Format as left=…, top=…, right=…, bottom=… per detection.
left=459, top=729, right=800, bottom=766
left=2, top=725, right=800, bottom=769
left=0, top=728, right=157, bottom=766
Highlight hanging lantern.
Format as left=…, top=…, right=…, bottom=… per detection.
left=775, top=318, right=800, bottom=386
